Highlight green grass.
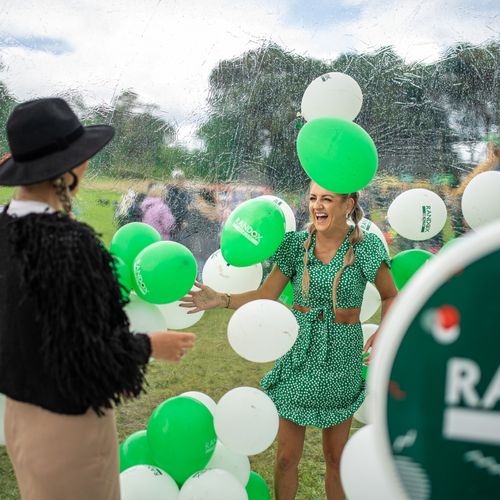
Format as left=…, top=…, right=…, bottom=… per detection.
left=0, top=183, right=365, bottom=500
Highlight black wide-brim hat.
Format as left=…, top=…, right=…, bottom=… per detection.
left=0, top=97, right=114, bottom=186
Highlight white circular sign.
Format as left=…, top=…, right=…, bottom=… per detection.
left=370, top=220, right=500, bottom=499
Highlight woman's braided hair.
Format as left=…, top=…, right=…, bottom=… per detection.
left=301, top=192, right=364, bottom=311
left=52, top=176, right=72, bottom=214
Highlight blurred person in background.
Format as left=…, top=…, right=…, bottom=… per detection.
left=141, top=184, right=175, bottom=240
left=115, top=188, right=146, bottom=226
left=167, top=168, right=190, bottom=238
left=176, top=187, right=221, bottom=277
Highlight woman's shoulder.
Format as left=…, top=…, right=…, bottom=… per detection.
left=356, top=229, right=384, bottom=249
left=353, top=230, right=388, bottom=261
left=8, top=211, right=105, bottom=259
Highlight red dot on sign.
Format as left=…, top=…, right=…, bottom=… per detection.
left=438, top=305, right=460, bottom=329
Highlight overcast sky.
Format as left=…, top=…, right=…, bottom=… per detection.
left=0, top=0, right=498, bottom=145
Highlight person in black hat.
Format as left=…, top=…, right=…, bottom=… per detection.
left=0, top=98, right=196, bottom=500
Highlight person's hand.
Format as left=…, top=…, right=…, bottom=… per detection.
left=362, top=331, right=378, bottom=365
left=149, top=330, right=195, bottom=361
left=179, top=281, right=225, bottom=313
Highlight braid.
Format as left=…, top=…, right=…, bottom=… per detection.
left=301, top=223, right=316, bottom=300
left=52, top=176, right=72, bottom=214
left=332, top=193, right=364, bottom=310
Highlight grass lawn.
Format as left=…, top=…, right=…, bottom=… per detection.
left=0, top=182, right=366, bottom=500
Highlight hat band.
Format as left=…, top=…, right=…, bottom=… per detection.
left=13, top=126, right=85, bottom=163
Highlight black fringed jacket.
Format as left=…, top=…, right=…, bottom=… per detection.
left=0, top=210, right=151, bottom=415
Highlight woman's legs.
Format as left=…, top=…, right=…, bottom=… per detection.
left=322, top=417, right=352, bottom=500
left=274, top=417, right=306, bottom=500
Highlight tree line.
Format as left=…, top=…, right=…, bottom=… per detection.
left=0, top=41, right=498, bottom=191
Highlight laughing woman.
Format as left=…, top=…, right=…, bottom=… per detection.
left=181, top=182, right=397, bottom=500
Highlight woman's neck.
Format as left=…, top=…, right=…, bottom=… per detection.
left=14, top=184, right=63, bottom=211
left=315, top=223, right=351, bottom=245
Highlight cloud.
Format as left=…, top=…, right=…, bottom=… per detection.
left=0, top=34, right=72, bottom=55
left=0, top=0, right=497, bottom=147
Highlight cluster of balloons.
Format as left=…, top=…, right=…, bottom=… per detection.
left=297, top=72, right=378, bottom=194
left=119, top=388, right=276, bottom=499
left=110, top=222, right=203, bottom=333
left=111, top=222, right=197, bottom=305
left=386, top=171, right=500, bottom=290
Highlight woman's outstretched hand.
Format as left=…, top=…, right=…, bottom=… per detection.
left=362, top=331, right=378, bottom=365
left=149, top=330, right=196, bottom=361
left=179, top=281, right=224, bottom=313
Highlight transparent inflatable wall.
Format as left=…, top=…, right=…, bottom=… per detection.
left=0, top=1, right=498, bottom=497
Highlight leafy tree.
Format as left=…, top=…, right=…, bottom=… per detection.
left=198, top=43, right=329, bottom=189
left=0, top=60, right=18, bottom=153
left=333, top=47, right=458, bottom=176
left=435, top=41, right=499, bottom=140
left=89, top=90, right=176, bottom=178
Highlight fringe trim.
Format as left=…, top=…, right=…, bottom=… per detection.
left=8, top=212, right=150, bottom=416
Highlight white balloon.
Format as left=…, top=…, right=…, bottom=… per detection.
left=257, top=195, right=297, bottom=232
left=157, top=301, right=204, bottom=329
left=359, top=283, right=381, bottom=323
left=120, top=465, right=179, bottom=500
left=227, top=299, right=299, bottom=363
left=0, top=394, right=5, bottom=446
left=361, top=323, right=378, bottom=345
left=179, top=469, right=247, bottom=500
left=125, top=293, right=167, bottom=333
left=340, top=426, right=396, bottom=499
left=205, top=441, right=251, bottom=486
left=202, top=250, right=263, bottom=294
left=301, top=72, right=363, bottom=122
left=214, top=387, right=279, bottom=456
left=461, top=171, right=500, bottom=230
left=358, top=218, right=390, bottom=254
left=180, top=391, right=217, bottom=415
left=354, top=392, right=371, bottom=425
left=387, top=189, right=447, bottom=241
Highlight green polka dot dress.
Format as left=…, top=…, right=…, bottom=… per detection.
left=260, top=228, right=390, bottom=428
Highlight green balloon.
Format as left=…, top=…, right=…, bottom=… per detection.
left=113, top=256, right=133, bottom=299
left=246, top=471, right=271, bottom=500
left=119, top=430, right=157, bottom=472
left=391, top=249, right=433, bottom=289
left=133, top=241, right=197, bottom=304
left=221, top=198, right=285, bottom=267
left=362, top=352, right=369, bottom=381
left=110, top=222, right=161, bottom=270
left=147, top=396, right=217, bottom=485
left=296, top=117, right=378, bottom=194
left=279, top=282, right=294, bottom=306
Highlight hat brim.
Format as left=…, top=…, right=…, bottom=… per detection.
left=0, top=125, right=115, bottom=186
